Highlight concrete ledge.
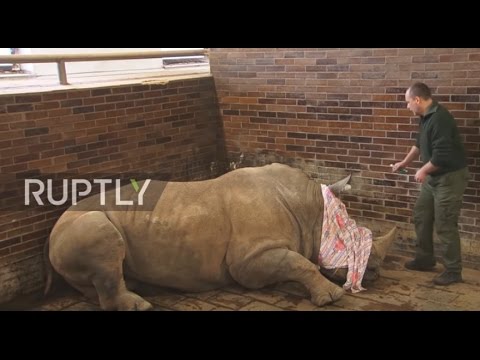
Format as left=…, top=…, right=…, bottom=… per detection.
left=0, top=66, right=211, bottom=95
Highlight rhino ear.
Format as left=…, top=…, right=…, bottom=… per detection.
left=328, top=174, right=351, bottom=197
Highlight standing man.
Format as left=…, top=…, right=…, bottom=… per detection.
left=392, top=82, right=469, bottom=285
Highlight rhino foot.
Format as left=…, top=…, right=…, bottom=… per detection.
left=311, top=285, right=345, bottom=307
left=116, top=292, right=154, bottom=311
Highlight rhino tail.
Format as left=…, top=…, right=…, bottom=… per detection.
left=43, top=237, right=53, bottom=297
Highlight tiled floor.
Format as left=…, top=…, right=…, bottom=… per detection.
left=2, top=255, right=479, bottom=311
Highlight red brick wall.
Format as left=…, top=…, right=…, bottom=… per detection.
left=0, top=76, right=224, bottom=302
left=210, top=48, right=480, bottom=268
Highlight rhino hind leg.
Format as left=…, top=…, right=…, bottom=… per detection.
left=93, top=278, right=153, bottom=311
left=229, top=248, right=345, bottom=307
left=51, top=211, right=153, bottom=311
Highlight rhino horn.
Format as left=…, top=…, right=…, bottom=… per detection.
left=372, top=226, right=397, bottom=261
left=328, top=174, right=351, bottom=196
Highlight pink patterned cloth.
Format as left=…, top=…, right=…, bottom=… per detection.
left=318, top=185, right=372, bottom=293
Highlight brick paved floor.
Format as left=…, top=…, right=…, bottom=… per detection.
left=2, top=255, right=479, bottom=311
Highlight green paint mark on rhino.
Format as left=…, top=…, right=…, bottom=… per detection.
left=130, top=179, right=140, bottom=192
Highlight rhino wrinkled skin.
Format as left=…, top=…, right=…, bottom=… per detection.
left=45, top=163, right=395, bottom=310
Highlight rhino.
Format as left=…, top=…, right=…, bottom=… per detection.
left=44, top=163, right=396, bottom=310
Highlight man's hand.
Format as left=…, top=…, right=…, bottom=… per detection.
left=391, top=162, right=406, bottom=173
left=415, top=162, right=438, bottom=183
left=415, top=169, right=428, bottom=183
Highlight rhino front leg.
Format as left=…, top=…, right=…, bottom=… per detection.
left=229, top=248, right=345, bottom=306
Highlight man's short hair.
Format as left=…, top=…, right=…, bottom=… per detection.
left=408, top=82, right=432, bottom=100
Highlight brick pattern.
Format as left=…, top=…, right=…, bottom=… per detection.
left=209, top=48, right=480, bottom=265
left=0, top=77, right=224, bottom=301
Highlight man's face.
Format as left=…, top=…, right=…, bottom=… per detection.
left=405, top=90, right=421, bottom=115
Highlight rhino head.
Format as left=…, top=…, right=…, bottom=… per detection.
left=320, top=225, right=397, bottom=284
left=320, top=174, right=397, bottom=285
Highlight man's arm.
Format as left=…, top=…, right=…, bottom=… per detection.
left=415, top=161, right=440, bottom=183
left=392, top=145, right=419, bottom=172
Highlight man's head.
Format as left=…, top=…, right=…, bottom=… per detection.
left=405, top=82, right=433, bottom=116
